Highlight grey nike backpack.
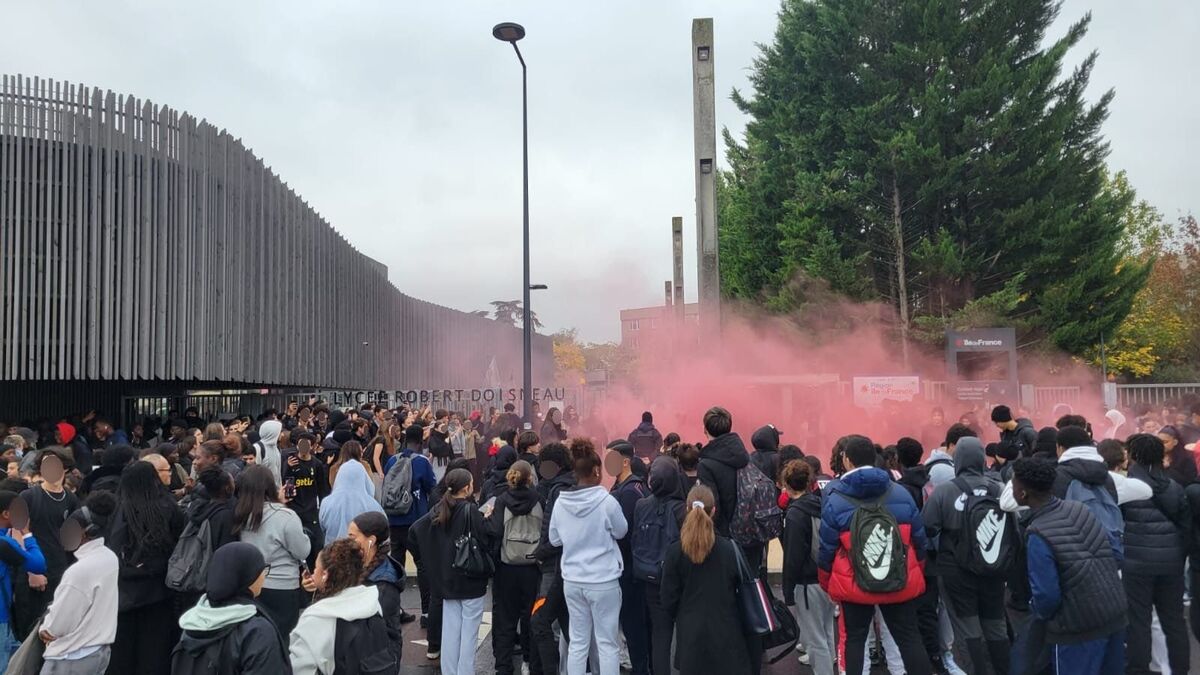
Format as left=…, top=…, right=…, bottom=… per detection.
left=844, top=492, right=907, bottom=593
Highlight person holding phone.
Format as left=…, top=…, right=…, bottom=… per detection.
left=283, top=432, right=329, bottom=569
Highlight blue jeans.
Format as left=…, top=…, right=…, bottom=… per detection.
left=0, top=622, right=15, bottom=674
left=1053, top=629, right=1125, bottom=675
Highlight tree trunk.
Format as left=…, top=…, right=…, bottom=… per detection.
left=891, top=171, right=911, bottom=370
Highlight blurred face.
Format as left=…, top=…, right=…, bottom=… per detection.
left=149, top=456, right=171, bottom=485
left=60, top=518, right=84, bottom=552
left=192, top=429, right=203, bottom=444
left=932, top=411, right=944, bottom=426
left=94, top=422, right=111, bottom=440
left=604, top=452, right=629, bottom=478
left=1159, top=432, right=1178, bottom=452
left=4, top=497, right=29, bottom=529
left=40, top=454, right=65, bottom=485
left=287, top=402, right=298, bottom=416
left=193, top=447, right=217, bottom=472
left=551, top=410, right=562, bottom=424
left=347, top=522, right=377, bottom=561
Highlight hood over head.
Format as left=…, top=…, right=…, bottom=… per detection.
left=1105, top=409, right=1127, bottom=428
left=1058, top=446, right=1110, bottom=486
left=647, top=456, right=686, bottom=500
left=953, top=437, right=986, bottom=477
left=751, top=425, right=782, bottom=453
left=258, top=420, right=281, bottom=447
left=700, top=433, right=750, bottom=470
left=555, top=484, right=611, bottom=519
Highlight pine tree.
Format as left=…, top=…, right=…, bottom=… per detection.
left=721, top=0, right=1148, bottom=354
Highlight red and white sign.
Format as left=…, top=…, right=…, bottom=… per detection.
left=853, top=376, right=921, bottom=408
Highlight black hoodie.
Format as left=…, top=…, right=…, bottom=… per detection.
left=782, top=491, right=822, bottom=601
left=750, top=425, right=782, bottom=484
left=897, top=464, right=930, bottom=510
left=1052, top=447, right=1118, bottom=502
left=186, top=490, right=238, bottom=551
left=480, top=446, right=518, bottom=506
left=534, top=468, right=577, bottom=567
left=696, top=433, right=750, bottom=537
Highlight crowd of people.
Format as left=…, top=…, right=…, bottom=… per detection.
left=0, top=396, right=1197, bottom=674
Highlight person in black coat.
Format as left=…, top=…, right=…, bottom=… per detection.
left=427, top=468, right=492, bottom=674
left=749, top=424, right=783, bottom=485
left=635, top=456, right=687, bottom=675
left=407, top=511, right=443, bottom=659
left=79, top=444, right=137, bottom=498
left=350, top=512, right=405, bottom=669
left=1122, top=434, right=1191, bottom=674
left=171, top=542, right=291, bottom=675
left=780, top=460, right=838, bottom=675
left=695, top=408, right=749, bottom=539
left=660, top=484, right=751, bottom=675
left=107, top=460, right=186, bottom=675
left=487, top=460, right=543, bottom=675
left=530, top=442, right=576, bottom=675
left=480, top=445, right=518, bottom=506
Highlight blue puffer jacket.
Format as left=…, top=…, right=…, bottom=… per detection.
left=817, top=467, right=927, bottom=604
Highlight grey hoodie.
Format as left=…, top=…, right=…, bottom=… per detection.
left=256, top=420, right=283, bottom=487
left=921, top=437, right=1002, bottom=569
left=548, top=485, right=628, bottom=584
left=238, top=503, right=311, bottom=590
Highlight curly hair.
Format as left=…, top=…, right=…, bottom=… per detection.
left=316, top=538, right=366, bottom=601
left=506, top=460, right=535, bottom=489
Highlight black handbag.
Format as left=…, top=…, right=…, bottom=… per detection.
left=452, top=507, right=495, bottom=579
left=730, top=540, right=778, bottom=637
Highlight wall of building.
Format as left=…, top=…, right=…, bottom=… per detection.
left=0, top=75, right=549, bottom=410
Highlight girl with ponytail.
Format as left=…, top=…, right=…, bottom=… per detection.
left=660, top=485, right=753, bottom=675
left=488, top=460, right=542, bottom=673
left=427, top=468, right=492, bottom=675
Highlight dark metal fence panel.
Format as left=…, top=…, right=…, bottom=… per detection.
left=0, top=76, right=549, bottom=393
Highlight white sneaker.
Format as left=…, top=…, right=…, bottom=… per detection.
left=798, top=651, right=811, bottom=665
left=426, top=650, right=440, bottom=660
left=943, top=650, right=967, bottom=675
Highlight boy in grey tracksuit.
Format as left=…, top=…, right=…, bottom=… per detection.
left=922, top=437, right=1009, bottom=675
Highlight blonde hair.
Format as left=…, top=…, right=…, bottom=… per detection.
left=506, top=460, right=534, bottom=488
left=680, top=485, right=716, bottom=564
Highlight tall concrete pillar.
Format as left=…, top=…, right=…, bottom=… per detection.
left=672, top=216, right=685, bottom=323
left=692, top=18, right=721, bottom=336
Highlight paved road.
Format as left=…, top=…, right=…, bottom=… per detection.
left=394, top=584, right=1200, bottom=674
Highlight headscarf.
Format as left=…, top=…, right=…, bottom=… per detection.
left=319, top=460, right=383, bottom=540
left=1104, top=409, right=1127, bottom=440
left=206, top=542, right=267, bottom=606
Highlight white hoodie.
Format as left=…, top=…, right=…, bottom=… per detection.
left=289, top=585, right=382, bottom=675
left=548, top=485, right=628, bottom=584
left=256, top=420, right=283, bottom=487
left=999, top=445, right=1152, bottom=511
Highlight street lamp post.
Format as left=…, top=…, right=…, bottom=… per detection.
left=493, top=22, right=535, bottom=426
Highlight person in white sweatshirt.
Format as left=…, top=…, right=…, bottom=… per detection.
left=548, top=439, right=628, bottom=675
left=291, top=538, right=384, bottom=675
left=39, top=493, right=120, bottom=674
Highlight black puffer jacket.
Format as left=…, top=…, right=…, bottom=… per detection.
left=365, top=556, right=405, bottom=668
left=1052, top=447, right=1117, bottom=502
left=1026, top=498, right=1128, bottom=645
left=781, top=492, right=821, bottom=601
left=1121, top=463, right=1189, bottom=576
left=697, top=433, right=750, bottom=537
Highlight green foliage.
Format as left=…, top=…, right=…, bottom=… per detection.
left=720, top=0, right=1148, bottom=355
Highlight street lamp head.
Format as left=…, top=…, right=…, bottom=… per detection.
left=492, top=22, right=526, bottom=42
left=529, top=284, right=548, bottom=291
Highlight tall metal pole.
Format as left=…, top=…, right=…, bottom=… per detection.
left=513, top=42, right=534, bottom=426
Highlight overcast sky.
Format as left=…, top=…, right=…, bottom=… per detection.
left=4, top=1, right=1196, bottom=343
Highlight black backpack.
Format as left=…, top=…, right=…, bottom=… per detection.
left=951, top=478, right=1017, bottom=576
left=631, top=499, right=681, bottom=583
left=843, top=492, right=908, bottom=594
left=333, top=614, right=397, bottom=675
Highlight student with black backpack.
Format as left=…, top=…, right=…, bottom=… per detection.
left=632, top=455, right=687, bottom=675
left=171, top=542, right=290, bottom=675
left=488, top=460, right=544, bottom=675
left=530, top=442, right=577, bottom=675
left=292, top=538, right=395, bottom=675
left=605, top=440, right=650, bottom=675
left=921, top=436, right=1013, bottom=675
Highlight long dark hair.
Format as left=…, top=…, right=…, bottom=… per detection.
left=352, top=511, right=391, bottom=576
left=232, top=465, right=280, bottom=535
left=116, top=461, right=177, bottom=563
left=432, top=468, right=473, bottom=529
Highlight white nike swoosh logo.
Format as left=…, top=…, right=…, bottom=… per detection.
left=978, top=511, right=1006, bottom=565
left=863, top=524, right=893, bottom=580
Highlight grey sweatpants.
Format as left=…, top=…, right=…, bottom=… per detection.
left=564, top=579, right=622, bottom=675
left=791, top=584, right=837, bottom=675
left=40, top=646, right=111, bottom=675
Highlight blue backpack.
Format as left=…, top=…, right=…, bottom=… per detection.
left=1065, top=479, right=1124, bottom=555
left=632, top=499, right=681, bottom=583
